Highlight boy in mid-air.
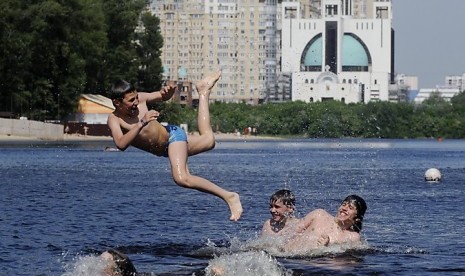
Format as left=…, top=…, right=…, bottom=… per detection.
left=107, top=71, right=242, bottom=221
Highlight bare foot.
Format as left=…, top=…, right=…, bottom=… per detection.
left=226, top=192, right=243, bottom=221
left=196, top=71, right=222, bottom=96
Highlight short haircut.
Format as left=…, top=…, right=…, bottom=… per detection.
left=342, top=194, right=367, bottom=232
left=106, top=249, right=138, bottom=276
left=108, top=80, right=135, bottom=100
left=270, top=189, right=295, bottom=209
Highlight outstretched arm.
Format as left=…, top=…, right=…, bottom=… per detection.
left=138, top=83, right=176, bottom=103
left=294, top=209, right=327, bottom=233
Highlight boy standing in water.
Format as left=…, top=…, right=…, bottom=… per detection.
left=107, top=71, right=242, bottom=221
left=100, top=249, right=138, bottom=276
left=261, top=189, right=299, bottom=237
left=283, top=194, right=367, bottom=251
left=261, top=191, right=367, bottom=252
left=260, top=189, right=329, bottom=247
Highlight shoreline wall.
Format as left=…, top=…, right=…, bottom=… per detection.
left=0, top=118, right=64, bottom=141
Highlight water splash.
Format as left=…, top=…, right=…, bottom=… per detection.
left=61, top=255, right=107, bottom=276
left=205, top=250, right=291, bottom=276
left=199, top=235, right=374, bottom=275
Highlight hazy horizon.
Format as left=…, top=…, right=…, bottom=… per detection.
left=393, top=0, right=465, bottom=89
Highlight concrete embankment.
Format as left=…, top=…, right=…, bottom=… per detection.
left=0, top=118, right=281, bottom=144
left=0, top=118, right=63, bottom=141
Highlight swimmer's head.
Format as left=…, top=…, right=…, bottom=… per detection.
left=109, top=80, right=135, bottom=102
left=342, top=194, right=367, bottom=232
left=270, top=189, right=295, bottom=210
left=101, top=249, right=137, bottom=276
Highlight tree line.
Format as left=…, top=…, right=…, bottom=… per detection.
left=157, top=91, right=465, bottom=139
left=0, top=0, right=163, bottom=121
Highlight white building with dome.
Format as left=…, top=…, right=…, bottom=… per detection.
left=281, top=0, right=394, bottom=103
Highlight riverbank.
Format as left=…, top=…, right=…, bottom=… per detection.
left=0, top=132, right=282, bottom=144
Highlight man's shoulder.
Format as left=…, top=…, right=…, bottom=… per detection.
left=107, top=112, right=123, bottom=125
left=260, top=219, right=272, bottom=234
left=108, top=112, right=122, bottom=119
left=308, top=208, right=330, bottom=217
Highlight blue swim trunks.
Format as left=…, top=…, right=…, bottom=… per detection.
left=163, top=124, right=187, bottom=157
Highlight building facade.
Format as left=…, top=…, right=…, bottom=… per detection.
left=445, top=73, right=465, bottom=93
left=414, top=88, right=460, bottom=104
left=392, top=74, right=418, bottom=102
left=413, top=73, right=465, bottom=104
left=281, top=0, right=393, bottom=103
left=150, top=0, right=270, bottom=104
left=149, top=0, right=390, bottom=104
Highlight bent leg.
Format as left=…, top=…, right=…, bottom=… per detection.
left=168, top=141, right=242, bottom=221
left=187, top=71, right=222, bottom=156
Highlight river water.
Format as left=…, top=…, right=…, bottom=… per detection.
left=1, top=138, right=464, bottom=275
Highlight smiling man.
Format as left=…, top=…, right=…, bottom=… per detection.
left=261, top=189, right=300, bottom=237
left=282, top=194, right=367, bottom=252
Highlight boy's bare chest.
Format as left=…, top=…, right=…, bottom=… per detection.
left=119, top=117, right=139, bottom=132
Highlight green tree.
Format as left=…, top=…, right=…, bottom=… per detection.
left=25, top=0, right=106, bottom=120
left=451, top=91, right=465, bottom=114
left=0, top=0, right=33, bottom=115
left=0, top=0, right=164, bottom=120
left=136, top=12, right=164, bottom=91
left=101, top=0, right=148, bottom=86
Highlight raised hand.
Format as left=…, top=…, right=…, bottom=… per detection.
left=160, top=82, right=177, bottom=101
left=317, top=234, right=330, bottom=246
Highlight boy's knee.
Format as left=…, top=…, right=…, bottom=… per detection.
left=172, top=175, right=192, bottom=188
left=207, top=140, right=216, bottom=150
left=205, top=133, right=216, bottom=150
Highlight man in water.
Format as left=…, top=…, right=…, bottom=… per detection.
left=100, top=249, right=137, bottom=276
left=107, top=71, right=242, bottom=221
left=261, top=189, right=298, bottom=236
left=208, top=193, right=367, bottom=275
left=283, top=194, right=367, bottom=252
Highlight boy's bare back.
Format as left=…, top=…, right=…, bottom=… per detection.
left=284, top=209, right=361, bottom=252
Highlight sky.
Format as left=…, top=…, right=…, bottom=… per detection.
left=392, top=0, right=465, bottom=89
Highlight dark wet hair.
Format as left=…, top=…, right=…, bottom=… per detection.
left=106, top=249, right=138, bottom=276
left=108, top=80, right=135, bottom=101
left=270, top=189, right=295, bottom=209
left=342, top=194, right=367, bottom=233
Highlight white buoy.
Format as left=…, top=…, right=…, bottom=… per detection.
left=425, top=168, right=441, bottom=182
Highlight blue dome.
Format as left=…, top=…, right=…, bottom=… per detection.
left=303, top=36, right=322, bottom=66
left=300, top=33, right=370, bottom=72
left=342, top=34, right=369, bottom=66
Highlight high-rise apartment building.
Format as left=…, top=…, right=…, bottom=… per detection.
left=150, top=0, right=269, bottom=104
left=149, top=0, right=390, bottom=104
